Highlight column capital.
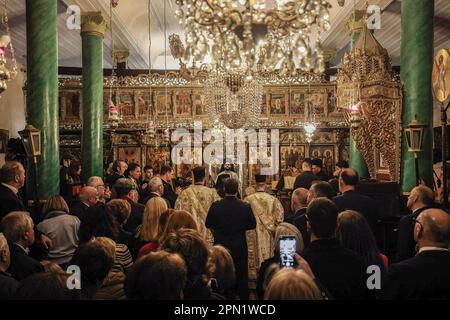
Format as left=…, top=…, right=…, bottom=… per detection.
left=345, top=9, right=366, bottom=34
left=81, top=11, right=108, bottom=38
left=111, top=48, right=130, bottom=63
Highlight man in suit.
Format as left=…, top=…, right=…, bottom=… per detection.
left=206, top=178, right=256, bottom=300
left=87, top=176, right=111, bottom=203
left=69, top=186, right=99, bottom=222
left=114, top=178, right=145, bottom=234
left=0, top=232, right=18, bottom=299
left=293, top=159, right=316, bottom=190
left=302, top=198, right=370, bottom=300
left=160, top=165, right=179, bottom=208
left=0, top=161, right=26, bottom=220
left=140, top=176, right=170, bottom=208
left=333, top=168, right=378, bottom=232
left=105, top=160, right=128, bottom=188
left=294, top=181, right=334, bottom=249
left=285, top=187, right=308, bottom=224
left=1, top=212, right=44, bottom=281
left=396, top=185, right=435, bottom=262
left=381, top=208, right=450, bottom=299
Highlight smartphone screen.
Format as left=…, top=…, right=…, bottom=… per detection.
left=279, top=235, right=297, bottom=268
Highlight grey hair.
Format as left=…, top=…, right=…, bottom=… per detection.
left=0, top=233, right=7, bottom=251
left=149, top=176, right=163, bottom=192
left=0, top=212, right=33, bottom=243
left=87, top=176, right=103, bottom=187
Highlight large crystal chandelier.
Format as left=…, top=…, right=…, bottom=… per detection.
left=204, top=71, right=263, bottom=129
left=0, top=0, right=18, bottom=95
left=174, top=0, right=332, bottom=75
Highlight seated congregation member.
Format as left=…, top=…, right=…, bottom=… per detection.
left=396, top=185, right=435, bottom=262
left=78, top=204, right=133, bottom=273
left=125, top=162, right=142, bottom=189
left=93, top=237, right=126, bottom=300
left=206, top=178, right=257, bottom=300
left=244, top=174, right=284, bottom=291
left=133, top=197, right=168, bottom=258
left=208, top=245, right=237, bottom=300
left=264, top=269, right=323, bottom=300
left=0, top=232, right=18, bottom=299
left=293, top=181, right=334, bottom=249
left=36, top=195, right=80, bottom=266
left=175, top=166, right=220, bottom=239
left=69, top=239, right=114, bottom=299
left=69, top=186, right=98, bottom=222
left=106, top=160, right=127, bottom=188
left=293, top=159, right=315, bottom=190
left=124, top=251, right=187, bottom=300
left=257, top=222, right=304, bottom=300
left=87, top=176, right=111, bottom=203
left=302, top=198, right=370, bottom=300
left=15, top=272, right=81, bottom=300
left=311, top=158, right=328, bottom=181
left=333, top=168, right=378, bottom=232
left=113, top=178, right=145, bottom=233
left=0, top=161, right=27, bottom=220
left=160, top=165, right=179, bottom=208
left=161, top=228, right=220, bottom=300
left=138, top=209, right=197, bottom=259
left=336, top=210, right=388, bottom=270
left=286, top=187, right=308, bottom=224
left=1, top=212, right=44, bottom=281
left=140, top=176, right=170, bottom=208
left=381, top=208, right=450, bottom=300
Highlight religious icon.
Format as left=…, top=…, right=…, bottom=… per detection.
left=260, top=93, right=268, bottom=116
left=146, top=146, right=170, bottom=173
left=193, top=93, right=207, bottom=116
left=290, top=91, right=306, bottom=115
left=174, top=91, right=192, bottom=116
left=433, top=49, right=450, bottom=103
left=311, top=149, right=321, bottom=158
left=119, top=93, right=134, bottom=117
left=136, top=92, right=152, bottom=117
left=309, top=89, right=328, bottom=116
left=280, top=146, right=305, bottom=169
left=118, top=147, right=141, bottom=164
left=270, top=92, right=287, bottom=115
left=155, top=91, right=173, bottom=117
left=63, top=91, right=81, bottom=120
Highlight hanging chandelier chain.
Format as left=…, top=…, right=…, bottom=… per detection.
left=2, top=0, right=17, bottom=77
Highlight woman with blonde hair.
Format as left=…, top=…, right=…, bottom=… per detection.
left=138, top=209, right=197, bottom=259
left=134, top=197, right=168, bottom=255
left=37, top=195, right=80, bottom=266
left=264, top=268, right=323, bottom=300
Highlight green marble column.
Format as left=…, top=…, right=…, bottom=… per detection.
left=347, top=10, right=369, bottom=178
left=26, top=0, right=59, bottom=199
left=401, top=0, right=434, bottom=192
left=81, top=12, right=107, bottom=182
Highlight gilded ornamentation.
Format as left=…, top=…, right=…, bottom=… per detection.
left=81, top=12, right=108, bottom=37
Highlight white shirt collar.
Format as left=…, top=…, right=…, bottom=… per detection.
left=418, top=246, right=449, bottom=254
left=1, top=182, right=18, bottom=195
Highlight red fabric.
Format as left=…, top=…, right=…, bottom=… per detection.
left=137, top=241, right=160, bottom=259
left=380, top=253, right=389, bottom=268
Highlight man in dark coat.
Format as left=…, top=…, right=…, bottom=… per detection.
left=396, top=185, right=435, bottom=262
left=381, top=208, right=450, bottom=299
left=311, top=158, right=329, bottom=181
left=105, top=160, right=128, bottom=188
left=293, top=159, right=316, bottom=190
left=206, top=178, right=256, bottom=300
left=1, top=212, right=44, bottom=281
left=113, top=178, right=145, bottom=234
left=332, top=168, right=378, bottom=232
left=302, top=198, right=371, bottom=300
left=0, top=161, right=27, bottom=221
left=160, top=165, right=178, bottom=208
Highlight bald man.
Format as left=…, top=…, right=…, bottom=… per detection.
left=69, top=186, right=98, bottom=221
left=382, top=208, right=450, bottom=299
left=397, top=185, right=435, bottom=262
left=332, top=168, right=378, bottom=232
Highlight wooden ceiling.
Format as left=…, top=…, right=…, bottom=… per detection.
left=7, top=0, right=450, bottom=70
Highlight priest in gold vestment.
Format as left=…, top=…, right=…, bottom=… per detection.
left=244, top=174, right=284, bottom=290
left=175, top=166, right=220, bottom=240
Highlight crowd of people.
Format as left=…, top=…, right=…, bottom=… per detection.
left=0, top=156, right=449, bottom=300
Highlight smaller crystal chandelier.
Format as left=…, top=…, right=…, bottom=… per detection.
left=0, top=0, right=18, bottom=95
left=303, top=122, right=316, bottom=143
